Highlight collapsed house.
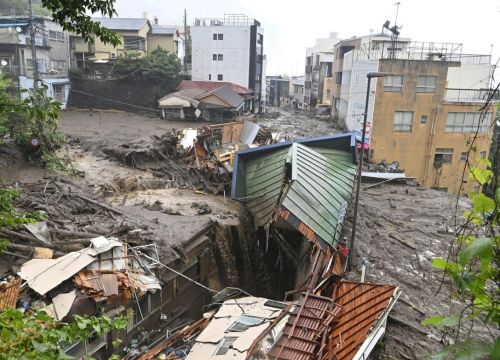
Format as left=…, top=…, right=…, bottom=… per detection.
left=0, top=179, right=216, bottom=359
left=158, top=80, right=254, bottom=122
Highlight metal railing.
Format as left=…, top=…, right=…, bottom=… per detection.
left=353, top=41, right=490, bottom=64
left=194, top=14, right=256, bottom=27
left=444, top=88, right=499, bottom=103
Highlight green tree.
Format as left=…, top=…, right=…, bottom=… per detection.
left=112, top=48, right=182, bottom=79
left=0, top=309, right=127, bottom=359
left=422, top=149, right=499, bottom=358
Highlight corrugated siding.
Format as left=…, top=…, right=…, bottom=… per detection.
left=244, top=148, right=289, bottom=227
left=281, top=144, right=356, bottom=248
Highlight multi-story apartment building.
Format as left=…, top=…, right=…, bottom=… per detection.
left=266, top=75, right=291, bottom=107
left=0, top=16, right=71, bottom=107
left=330, top=32, right=411, bottom=117
left=70, top=17, right=152, bottom=70
left=191, top=14, right=264, bottom=112
left=303, top=32, right=339, bottom=110
left=337, top=40, right=497, bottom=193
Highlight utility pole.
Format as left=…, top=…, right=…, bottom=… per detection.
left=28, top=0, right=39, bottom=92
left=183, top=9, right=191, bottom=73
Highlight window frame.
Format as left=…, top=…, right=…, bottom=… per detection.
left=383, top=75, right=404, bottom=92
left=420, top=114, right=428, bottom=125
left=434, top=148, right=454, bottom=164
left=123, top=36, right=145, bottom=51
left=446, top=112, right=491, bottom=133
left=213, top=33, right=217, bottom=40
left=217, top=54, right=223, bottom=61
left=217, top=74, right=223, bottom=81
left=393, top=111, right=414, bottom=132
left=416, top=75, right=437, bottom=93
left=217, top=33, right=223, bottom=40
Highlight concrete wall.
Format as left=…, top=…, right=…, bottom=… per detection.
left=191, top=25, right=250, bottom=86
left=147, top=34, right=177, bottom=55
left=339, top=51, right=378, bottom=132
left=446, top=63, right=492, bottom=89
left=370, top=59, right=494, bottom=194
left=69, top=76, right=181, bottom=113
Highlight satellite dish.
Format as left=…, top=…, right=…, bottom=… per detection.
left=15, top=26, right=22, bottom=33
left=0, top=60, right=7, bottom=66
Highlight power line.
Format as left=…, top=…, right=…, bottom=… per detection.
left=69, top=88, right=161, bottom=113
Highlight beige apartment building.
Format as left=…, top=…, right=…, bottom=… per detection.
left=334, top=39, right=496, bottom=194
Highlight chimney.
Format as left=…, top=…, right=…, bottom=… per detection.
left=142, top=11, right=148, bottom=19
left=153, top=16, right=158, bottom=25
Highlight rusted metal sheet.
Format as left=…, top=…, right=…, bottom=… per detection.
left=0, top=276, right=21, bottom=310
left=268, top=292, right=338, bottom=360
left=326, top=281, right=398, bottom=360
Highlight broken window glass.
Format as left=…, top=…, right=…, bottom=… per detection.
left=215, top=337, right=237, bottom=355
left=227, top=315, right=264, bottom=332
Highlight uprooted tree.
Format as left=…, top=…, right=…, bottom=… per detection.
left=422, top=91, right=500, bottom=359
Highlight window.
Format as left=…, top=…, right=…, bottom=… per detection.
left=213, top=33, right=224, bottom=40
left=420, top=115, right=428, bottom=125
left=218, top=54, right=223, bottom=61
left=417, top=75, right=437, bottom=93
left=393, top=111, right=413, bottom=132
left=49, top=30, right=64, bottom=42
left=123, top=36, right=145, bottom=50
left=215, top=337, right=237, bottom=355
left=213, top=54, right=217, bottom=61
left=213, top=33, right=217, bottom=40
left=434, top=148, right=454, bottom=164
left=480, top=151, right=487, bottom=159
left=217, top=74, right=223, bottom=81
left=208, top=74, right=211, bottom=80
left=460, top=151, right=468, bottom=161
left=50, top=60, right=66, bottom=71
left=384, top=75, right=403, bottom=92
left=228, top=315, right=263, bottom=332
left=52, top=84, right=65, bottom=101
left=445, top=112, right=491, bottom=133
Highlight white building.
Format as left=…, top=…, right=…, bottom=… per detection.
left=303, top=32, right=340, bottom=110
left=191, top=14, right=264, bottom=112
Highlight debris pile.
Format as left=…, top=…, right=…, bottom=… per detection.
left=100, top=121, right=279, bottom=194
left=366, top=159, right=404, bottom=173
left=0, top=179, right=152, bottom=270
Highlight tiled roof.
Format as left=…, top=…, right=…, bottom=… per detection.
left=177, top=80, right=254, bottom=96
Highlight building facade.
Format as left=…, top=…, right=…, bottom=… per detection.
left=0, top=16, right=71, bottom=107
left=266, top=75, right=291, bottom=107
left=291, top=76, right=304, bottom=109
left=338, top=40, right=496, bottom=193
left=303, top=32, right=339, bottom=110
left=191, top=14, right=264, bottom=112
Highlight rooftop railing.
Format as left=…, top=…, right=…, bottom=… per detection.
left=444, top=88, right=499, bottom=103
left=194, top=14, right=258, bottom=27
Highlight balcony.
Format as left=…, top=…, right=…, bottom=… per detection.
left=444, top=88, right=499, bottom=103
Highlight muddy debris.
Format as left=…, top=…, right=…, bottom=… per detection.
left=191, top=201, right=212, bottom=215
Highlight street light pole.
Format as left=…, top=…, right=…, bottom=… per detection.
left=349, top=72, right=387, bottom=266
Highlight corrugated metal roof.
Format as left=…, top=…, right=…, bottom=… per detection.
left=150, top=24, right=177, bottom=35
left=268, top=292, right=338, bottom=360
left=93, top=17, right=149, bottom=31
left=280, top=143, right=356, bottom=248
left=244, top=147, right=289, bottom=227
left=325, top=281, right=399, bottom=360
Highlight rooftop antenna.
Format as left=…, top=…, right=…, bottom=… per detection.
left=382, top=2, right=402, bottom=59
